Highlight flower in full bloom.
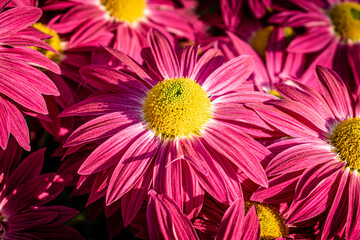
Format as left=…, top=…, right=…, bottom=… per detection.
left=43, top=0, right=205, bottom=62
left=249, top=65, right=360, bottom=239
left=270, top=0, right=360, bottom=95
left=0, top=3, right=61, bottom=150
left=0, top=138, right=82, bottom=239
left=60, top=28, right=275, bottom=227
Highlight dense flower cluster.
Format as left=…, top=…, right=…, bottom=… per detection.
left=1, top=0, right=360, bottom=239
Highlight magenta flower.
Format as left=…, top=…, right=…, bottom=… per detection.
left=249, top=66, right=360, bottom=239
left=270, top=0, right=360, bottom=95
left=0, top=139, right=82, bottom=239
left=60, top=28, right=274, bottom=226
left=0, top=3, right=61, bottom=150
left=43, top=0, right=205, bottom=62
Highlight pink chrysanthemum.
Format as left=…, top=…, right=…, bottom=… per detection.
left=270, top=0, right=360, bottom=95
left=60, top=28, right=276, bottom=227
left=42, top=0, right=204, bottom=62
left=249, top=66, right=360, bottom=239
left=0, top=139, right=82, bottom=239
left=0, top=3, right=61, bottom=151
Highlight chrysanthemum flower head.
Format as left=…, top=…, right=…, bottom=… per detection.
left=60, top=28, right=275, bottom=226
left=249, top=65, right=360, bottom=239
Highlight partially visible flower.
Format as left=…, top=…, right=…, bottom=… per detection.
left=0, top=3, right=61, bottom=150
left=0, top=138, right=82, bottom=239
left=249, top=66, right=360, bottom=239
left=42, top=0, right=206, bottom=62
left=270, top=0, right=360, bottom=95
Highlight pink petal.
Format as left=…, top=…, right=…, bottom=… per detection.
left=265, top=143, right=335, bottom=177
left=202, top=55, right=254, bottom=96
left=215, top=198, right=244, bottom=240
left=266, top=26, right=286, bottom=83
left=148, top=28, right=180, bottom=80
left=147, top=190, right=199, bottom=240
left=3, top=98, right=30, bottom=151
left=251, top=172, right=302, bottom=204
left=0, top=6, right=41, bottom=37
left=203, top=123, right=268, bottom=187
left=106, top=132, right=159, bottom=205
left=321, top=168, right=349, bottom=239
left=287, top=28, right=334, bottom=53
left=316, top=66, right=353, bottom=120
left=179, top=44, right=199, bottom=78
left=240, top=206, right=261, bottom=240
left=294, top=160, right=344, bottom=201
left=121, top=166, right=153, bottom=227
left=80, top=65, right=149, bottom=97
left=248, top=102, right=320, bottom=138
left=64, top=112, right=141, bottom=147
left=286, top=170, right=341, bottom=224
left=191, top=49, right=224, bottom=85
left=346, top=171, right=360, bottom=240
left=59, top=93, right=142, bottom=117
left=104, top=46, right=159, bottom=86
left=78, top=123, right=147, bottom=175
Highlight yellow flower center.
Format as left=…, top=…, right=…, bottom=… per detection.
left=246, top=202, right=288, bottom=240
left=330, top=117, right=360, bottom=170
left=250, top=26, right=294, bottom=59
left=142, top=77, right=212, bottom=139
left=101, top=0, right=146, bottom=24
left=31, top=23, right=62, bottom=63
left=329, top=2, right=360, bottom=41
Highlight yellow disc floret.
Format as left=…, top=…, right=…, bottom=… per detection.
left=101, top=0, right=146, bottom=24
left=246, top=202, right=288, bottom=240
left=31, top=23, right=62, bottom=63
left=143, top=77, right=211, bottom=139
left=329, top=2, right=360, bottom=41
left=330, top=117, right=360, bottom=170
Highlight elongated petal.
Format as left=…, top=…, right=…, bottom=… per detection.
left=266, top=143, right=335, bottom=177
left=179, top=45, right=199, bottom=78
left=294, top=160, right=344, bottom=201
left=202, top=55, right=254, bottom=96
left=286, top=170, right=341, bottom=224
left=65, top=112, right=141, bottom=147
left=0, top=6, right=41, bottom=37
left=104, top=46, right=159, bottom=86
left=148, top=28, right=180, bottom=79
left=203, top=123, right=268, bottom=187
left=191, top=49, right=224, bottom=85
left=80, top=65, right=149, bottom=97
left=240, top=206, right=261, bottom=240
left=248, top=102, right=320, bottom=138
left=59, top=94, right=142, bottom=117
left=346, top=171, right=360, bottom=240
left=288, top=28, right=334, bottom=53
left=321, top=168, right=349, bottom=239
left=121, top=166, right=153, bottom=227
left=3, top=99, right=30, bottom=151
left=251, top=172, right=302, bottom=204
left=78, top=123, right=147, bottom=175
left=316, top=66, right=353, bottom=120
left=147, top=190, right=199, bottom=240
left=215, top=198, right=244, bottom=240
left=106, top=132, right=159, bottom=205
